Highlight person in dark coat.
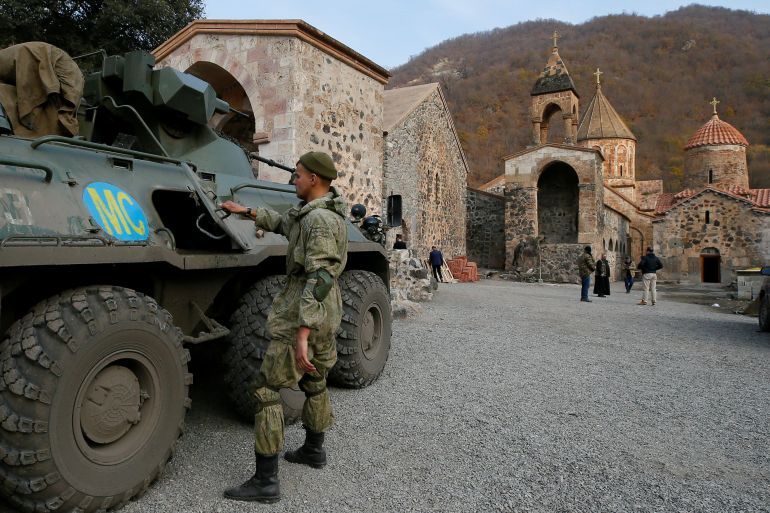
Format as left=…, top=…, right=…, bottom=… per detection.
left=392, top=234, right=407, bottom=250
left=637, top=247, right=663, bottom=305
left=429, top=246, right=444, bottom=282
left=593, top=254, right=611, bottom=297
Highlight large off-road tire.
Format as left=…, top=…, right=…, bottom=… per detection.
left=330, top=270, right=392, bottom=388
left=222, top=276, right=303, bottom=424
left=0, top=286, right=190, bottom=513
left=759, top=294, right=770, bottom=332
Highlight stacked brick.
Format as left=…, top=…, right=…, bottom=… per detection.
left=447, top=256, right=479, bottom=283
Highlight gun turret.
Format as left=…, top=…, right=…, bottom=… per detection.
left=83, top=51, right=229, bottom=126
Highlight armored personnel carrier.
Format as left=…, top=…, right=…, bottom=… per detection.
left=0, top=45, right=394, bottom=512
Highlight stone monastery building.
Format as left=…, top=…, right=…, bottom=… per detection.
left=474, top=35, right=770, bottom=284
left=477, top=36, right=658, bottom=282
left=653, top=100, right=770, bottom=284
left=154, top=20, right=468, bottom=259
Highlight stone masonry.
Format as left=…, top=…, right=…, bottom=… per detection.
left=654, top=189, right=770, bottom=284
left=502, top=144, right=604, bottom=270
left=466, top=188, right=505, bottom=269
left=154, top=21, right=389, bottom=214
left=683, top=145, right=749, bottom=191
left=383, top=84, right=467, bottom=260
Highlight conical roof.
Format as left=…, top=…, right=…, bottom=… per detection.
left=531, top=45, right=578, bottom=97
left=576, top=81, right=636, bottom=141
left=684, top=114, right=748, bottom=150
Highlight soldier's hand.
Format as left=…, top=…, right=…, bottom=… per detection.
left=220, top=200, right=247, bottom=215
left=256, top=229, right=265, bottom=238
left=295, top=327, right=316, bottom=373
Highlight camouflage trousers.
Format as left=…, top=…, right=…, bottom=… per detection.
left=253, top=334, right=337, bottom=455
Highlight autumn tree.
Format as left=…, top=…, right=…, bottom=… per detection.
left=0, top=0, right=204, bottom=56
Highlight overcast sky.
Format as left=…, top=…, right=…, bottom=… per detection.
left=203, top=1, right=769, bottom=69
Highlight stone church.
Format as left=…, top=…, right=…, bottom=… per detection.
left=154, top=19, right=468, bottom=259
left=471, top=35, right=769, bottom=285
left=474, top=36, right=657, bottom=282
left=653, top=101, right=770, bottom=284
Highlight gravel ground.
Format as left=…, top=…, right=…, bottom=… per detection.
left=109, top=280, right=770, bottom=512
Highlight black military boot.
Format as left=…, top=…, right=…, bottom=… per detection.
left=284, top=428, right=327, bottom=468
left=223, top=453, right=280, bottom=503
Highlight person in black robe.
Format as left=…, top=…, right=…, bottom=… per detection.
left=593, top=254, right=611, bottom=297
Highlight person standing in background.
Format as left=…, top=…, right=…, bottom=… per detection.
left=393, top=234, right=407, bottom=250
left=577, top=246, right=595, bottom=302
left=429, top=246, right=444, bottom=283
left=638, top=247, right=663, bottom=305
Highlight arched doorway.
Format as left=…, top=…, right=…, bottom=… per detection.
left=701, top=247, right=721, bottom=283
left=185, top=61, right=257, bottom=154
left=537, top=162, right=579, bottom=243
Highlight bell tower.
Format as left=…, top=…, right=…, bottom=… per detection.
left=530, top=32, right=579, bottom=145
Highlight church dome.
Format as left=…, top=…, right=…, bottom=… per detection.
left=684, top=114, right=748, bottom=150
left=576, top=81, right=635, bottom=141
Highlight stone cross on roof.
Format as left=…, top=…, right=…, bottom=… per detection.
left=552, top=31, right=560, bottom=49
left=594, top=68, right=603, bottom=87
left=710, top=96, right=720, bottom=115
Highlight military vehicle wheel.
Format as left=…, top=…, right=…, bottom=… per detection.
left=330, top=270, right=392, bottom=387
left=223, top=276, right=304, bottom=424
left=0, top=286, right=190, bottom=513
left=759, top=294, right=770, bottom=332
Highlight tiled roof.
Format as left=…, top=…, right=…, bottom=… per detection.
left=655, top=185, right=770, bottom=213
left=673, top=189, right=697, bottom=200
left=684, top=114, right=749, bottom=150
left=576, top=85, right=636, bottom=141
left=654, top=193, right=675, bottom=213
left=751, top=189, right=770, bottom=208
left=531, top=48, right=578, bottom=97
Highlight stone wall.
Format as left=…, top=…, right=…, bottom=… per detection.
left=653, top=190, right=770, bottom=283
left=530, top=91, right=579, bottom=144
left=383, top=87, right=467, bottom=259
left=466, top=188, right=505, bottom=269
left=600, top=207, right=631, bottom=279
left=540, top=243, right=584, bottom=283
left=636, top=180, right=664, bottom=211
left=504, top=183, right=537, bottom=269
left=585, top=137, right=636, bottom=183
left=158, top=32, right=385, bottom=214
left=683, top=144, right=749, bottom=191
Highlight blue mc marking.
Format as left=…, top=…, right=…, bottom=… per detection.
left=83, top=182, right=149, bottom=241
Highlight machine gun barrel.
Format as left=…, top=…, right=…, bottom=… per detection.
left=251, top=154, right=295, bottom=173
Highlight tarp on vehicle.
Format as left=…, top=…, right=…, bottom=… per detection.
left=0, top=42, right=83, bottom=137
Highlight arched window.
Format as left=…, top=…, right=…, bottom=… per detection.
left=705, top=210, right=710, bottom=224
left=603, top=238, right=606, bottom=250
left=708, top=169, right=714, bottom=184
left=620, top=165, right=624, bottom=176
left=609, top=238, right=613, bottom=251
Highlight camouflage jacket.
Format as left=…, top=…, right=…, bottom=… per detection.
left=252, top=187, right=348, bottom=337
left=577, top=252, right=596, bottom=278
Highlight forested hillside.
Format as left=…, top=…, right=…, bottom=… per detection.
left=389, top=5, right=770, bottom=191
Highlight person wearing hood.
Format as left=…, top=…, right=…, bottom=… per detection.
left=220, top=151, right=348, bottom=503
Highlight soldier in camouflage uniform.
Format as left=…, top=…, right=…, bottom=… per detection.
left=220, top=151, right=348, bottom=503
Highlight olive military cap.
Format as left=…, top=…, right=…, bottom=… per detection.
left=299, top=151, right=337, bottom=180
